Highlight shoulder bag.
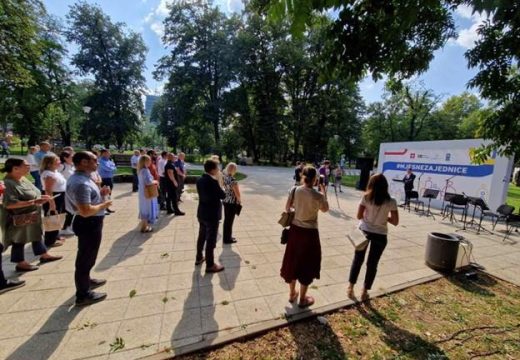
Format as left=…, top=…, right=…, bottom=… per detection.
left=144, top=183, right=159, bottom=199
left=347, top=204, right=383, bottom=251
left=12, top=211, right=41, bottom=227
left=346, top=225, right=369, bottom=251
left=277, top=187, right=297, bottom=228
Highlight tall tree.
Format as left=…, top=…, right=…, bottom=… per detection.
left=10, top=16, right=71, bottom=145
left=257, top=0, right=457, bottom=81
left=156, top=2, right=240, bottom=149
left=66, top=1, right=147, bottom=149
left=465, top=1, right=520, bottom=159
left=0, top=0, right=45, bottom=87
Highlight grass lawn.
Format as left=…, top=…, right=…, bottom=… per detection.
left=341, top=175, right=359, bottom=189
left=507, top=184, right=520, bottom=211
left=177, top=271, right=520, bottom=360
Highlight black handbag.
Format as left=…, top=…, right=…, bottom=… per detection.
left=281, top=228, right=289, bottom=245
left=235, top=203, right=242, bottom=216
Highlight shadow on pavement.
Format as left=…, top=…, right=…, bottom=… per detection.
left=7, top=298, right=84, bottom=360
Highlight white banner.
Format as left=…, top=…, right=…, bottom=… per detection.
left=377, top=139, right=514, bottom=212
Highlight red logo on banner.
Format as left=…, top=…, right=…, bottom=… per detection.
left=384, top=149, right=408, bottom=156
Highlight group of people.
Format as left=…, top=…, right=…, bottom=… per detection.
left=294, top=160, right=344, bottom=193
left=0, top=148, right=112, bottom=305
left=0, top=145, right=244, bottom=306
left=2, top=146, right=397, bottom=311
left=130, top=150, right=187, bottom=233
left=283, top=164, right=399, bottom=307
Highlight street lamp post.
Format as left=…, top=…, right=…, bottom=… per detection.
left=82, top=106, right=92, bottom=150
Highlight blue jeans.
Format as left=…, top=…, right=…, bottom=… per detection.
left=31, top=171, right=42, bottom=191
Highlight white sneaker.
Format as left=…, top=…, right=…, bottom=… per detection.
left=60, top=227, right=75, bottom=236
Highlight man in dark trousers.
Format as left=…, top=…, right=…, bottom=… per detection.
left=164, top=153, right=185, bottom=216
left=195, top=159, right=226, bottom=273
left=66, top=151, right=112, bottom=306
left=403, top=167, right=416, bottom=206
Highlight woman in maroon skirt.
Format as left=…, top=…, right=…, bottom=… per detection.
left=281, top=166, right=329, bottom=308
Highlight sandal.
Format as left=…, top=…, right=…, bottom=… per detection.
left=289, top=291, right=299, bottom=303
left=360, top=292, right=369, bottom=302
left=298, top=295, right=315, bottom=308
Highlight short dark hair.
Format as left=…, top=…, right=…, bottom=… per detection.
left=72, top=151, right=94, bottom=166
left=60, top=150, right=72, bottom=164
left=204, top=159, right=219, bottom=173
left=100, top=149, right=109, bottom=155
left=1, top=158, right=25, bottom=173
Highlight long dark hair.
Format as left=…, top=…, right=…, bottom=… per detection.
left=365, top=173, right=391, bottom=206
left=60, top=150, right=72, bottom=164
left=1, top=158, right=25, bottom=173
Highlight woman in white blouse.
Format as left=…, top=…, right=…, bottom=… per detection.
left=59, top=150, right=75, bottom=180
left=40, top=155, right=67, bottom=247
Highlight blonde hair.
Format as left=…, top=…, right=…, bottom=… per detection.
left=224, top=162, right=237, bottom=176
left=40, top=154, right=59, bottom=172
left=211, top=155, right=220, bottom=163
left=137, top=154, right=150, bottom=171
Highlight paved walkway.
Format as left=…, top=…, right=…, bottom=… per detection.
left=1, top=166, right=519, bottom=360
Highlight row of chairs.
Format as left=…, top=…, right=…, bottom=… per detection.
left=405, top=189, right=518, bottom=240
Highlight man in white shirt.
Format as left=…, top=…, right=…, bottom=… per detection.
left=130, top=150, right=140, bottom=192
left=157, top=151, right=168, bottom=210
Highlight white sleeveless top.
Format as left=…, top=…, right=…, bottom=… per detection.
left=40, top=170, right=67, bottom=192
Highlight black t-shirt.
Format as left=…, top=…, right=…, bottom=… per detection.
left=164, top=161, right=178, bottom=184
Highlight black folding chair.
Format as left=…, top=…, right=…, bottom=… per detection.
left=504, top=214, right=520, bottom=241
left=490, top=204, right=515, bottom=230
left=405, top=191, right=424, bottom=213
left=443, top=193, right=468, bottom=226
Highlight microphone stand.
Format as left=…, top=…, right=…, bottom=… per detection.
left=417, top=173, right=423, bottom=194
left=440, top=175, right=456, bottom=216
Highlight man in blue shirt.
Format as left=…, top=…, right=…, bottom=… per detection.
left=34, top=141, right=55, bottom=167
left=66, top=151, right=112, bottom=306
left=98, top=149, right=117, bottom=213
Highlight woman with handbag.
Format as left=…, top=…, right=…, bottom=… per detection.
left=347, top=173, right=399, bottom=301
left=41, top=154, right=68, bottom=247
left=0, top=158, right=62, bottom=272
left=137, top=155, right=159, bottom=233
left=223, top=162, right=241, bottom=244
left=280, top=166, right=329, bottom=308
